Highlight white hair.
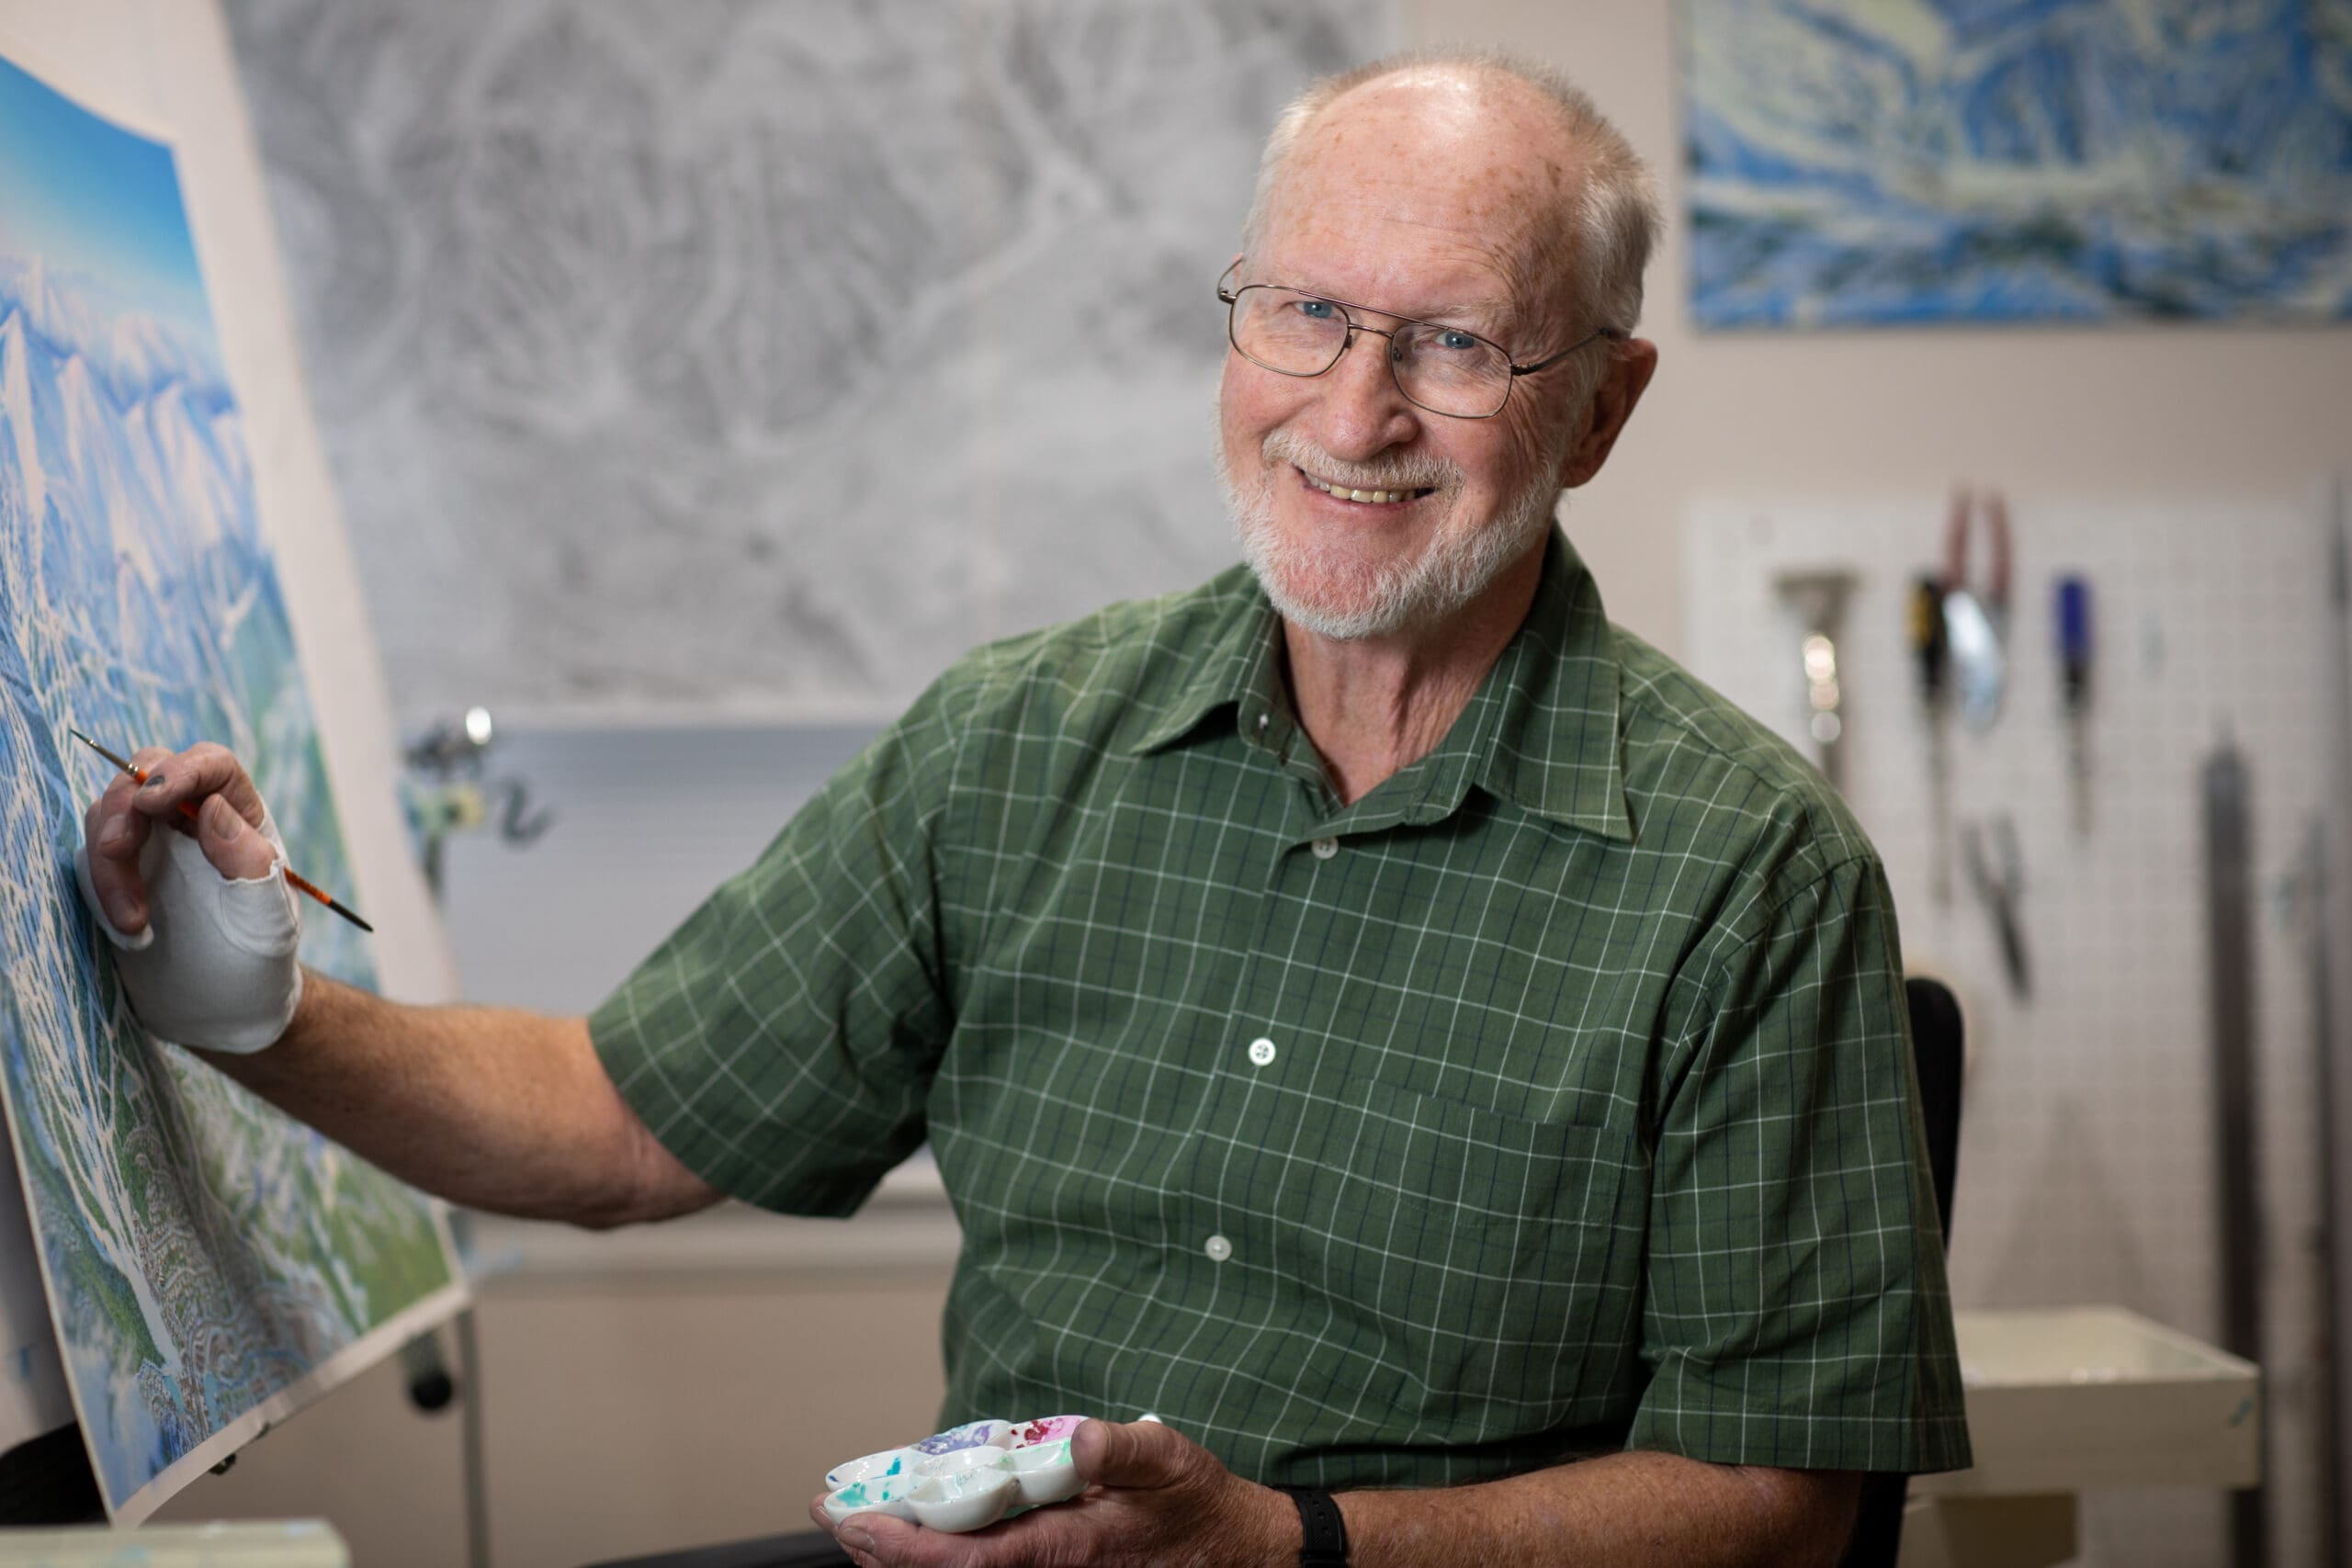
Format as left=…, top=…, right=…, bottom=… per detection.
left=1238, top=48, right=1660, bottom=407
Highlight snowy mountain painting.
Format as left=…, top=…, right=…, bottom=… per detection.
left=0, top=50, right=460, bottom=1519
left=1685, top=0, right=2352, bottom=326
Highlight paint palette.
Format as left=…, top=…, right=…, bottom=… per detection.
left=821, top=1416, right=1091, bottom=1533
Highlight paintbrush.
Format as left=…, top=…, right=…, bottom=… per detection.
left=69, top=728, right=374, bottom=933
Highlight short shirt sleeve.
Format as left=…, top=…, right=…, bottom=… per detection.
left=586, top=675, right=967, bottom=1216
left=1632, top=852, right=1973, bottom=1473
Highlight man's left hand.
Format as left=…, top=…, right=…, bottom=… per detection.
left=808, top=1418, right=1295, bottom=1568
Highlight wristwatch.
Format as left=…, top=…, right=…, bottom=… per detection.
left=1285, top=1487, right=1350, bottom=1566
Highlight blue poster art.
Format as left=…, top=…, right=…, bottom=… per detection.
left=1685, top=0, right=2352, bottom=326
left=0, top=50, right=459, bottom=1518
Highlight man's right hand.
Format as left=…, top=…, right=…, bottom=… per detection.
left=77, top=741, right=306, bottom=1054
left=73, top=741, right=717, bottom=1224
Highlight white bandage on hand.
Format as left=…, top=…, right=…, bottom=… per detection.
left=74, top=811, right=305, bottom=1055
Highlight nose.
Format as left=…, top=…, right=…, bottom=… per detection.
left=1308, top=325, right=1422, bottom=463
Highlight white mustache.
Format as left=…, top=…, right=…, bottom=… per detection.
left=1261, top=429, right=1455, bottom=494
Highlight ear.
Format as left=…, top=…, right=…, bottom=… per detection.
left=1555, top=337, right=1658, bottom=490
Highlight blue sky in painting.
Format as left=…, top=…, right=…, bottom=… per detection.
left=0, top=53, right=209, bottom=333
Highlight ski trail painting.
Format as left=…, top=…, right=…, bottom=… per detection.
left=0, top=47, right=461, bottom=1520
left=1686, top=0, right=2352, bottom=327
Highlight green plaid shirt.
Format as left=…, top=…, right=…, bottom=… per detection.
left=591, top=532, right=1971, bottom=1485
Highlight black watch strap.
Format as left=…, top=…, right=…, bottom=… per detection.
left=1286, top=1487, right=1350, bottom=1567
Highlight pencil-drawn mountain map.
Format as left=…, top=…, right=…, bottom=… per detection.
left=0, top=50, right=461, bottom=1520
left=224, top=0, right=1396, bottom=718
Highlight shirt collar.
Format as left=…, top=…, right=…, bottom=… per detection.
left=1460, top=530, right=1632, bottom=840
left=1126, top=566, right=1285, bottom=757
left=1129, top=535, right=1631, bottom=842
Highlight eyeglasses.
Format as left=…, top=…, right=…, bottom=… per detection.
left=1216, top=261, right=1622, bottom=421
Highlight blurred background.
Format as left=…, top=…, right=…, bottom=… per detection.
left=70, top=0, right=2352, bottom=1563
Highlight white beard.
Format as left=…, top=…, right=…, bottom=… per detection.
left=1220, top=425, right=1566, bottom=641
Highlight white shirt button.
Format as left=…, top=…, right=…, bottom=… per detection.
left=1248, top=1037, right=1277, bottom=1066
left=1310, top=837, right=1339, bottom=860
left=1204, top=1234, right=1232, bottom=1262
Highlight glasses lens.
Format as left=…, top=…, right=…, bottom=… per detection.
left=1231, top=287, right=1349, bottom=376
left=1391, top=322, right=1512, bottom=418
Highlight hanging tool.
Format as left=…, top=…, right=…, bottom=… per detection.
left=1909, top=575, right=1954, bottom=905
left=2323, top=479, right=2352, bottom=1568
left=1942, top=488, right=2012, bottom=732
left=1773, top=570, right=1856, bottom=795
left=1963, top=814, right=2030, bottom=999
left=2201, top=735, right=2267, bottom=1568
left=2284, top=812, right=2345, bottom=1568
left=2055, top=575, right=2094, bottom=835
left=403, top=707, right=553, bottom=901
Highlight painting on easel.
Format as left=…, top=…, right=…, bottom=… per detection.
left=0, top=44, right=462, bottom=1521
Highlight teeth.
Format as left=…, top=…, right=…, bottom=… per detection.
left=1305, top=471, right=1423, bottom=504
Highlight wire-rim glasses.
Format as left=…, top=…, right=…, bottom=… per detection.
left=1216, top=261, right=1622, bottom=421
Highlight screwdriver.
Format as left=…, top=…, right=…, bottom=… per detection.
left=1908, top=576, right=1953, bottom=906
left=2055, top=575, right=2093, bottom=835
left=69, top=728, right=374, bottom=932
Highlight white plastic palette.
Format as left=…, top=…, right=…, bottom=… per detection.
left=822, top=1416, right=1090, bottom=1533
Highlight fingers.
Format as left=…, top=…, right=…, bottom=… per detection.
left=833, top=1518, right=880, bottom=1565
left=83, top=769, right=157, bottom=933
left=1073, top=1416, right=1191, bottom=1489
left=834, top=1514, right=978, bottom=1568
left=806, top=1504, right=914, bottom=1568
left=131, top=741, right=266, bottom=831
left=861, top=1510, right=1059, bottom=1568
left=198, top=794, right=279, bottom=881
left=81, top=742, right=279, bottom=934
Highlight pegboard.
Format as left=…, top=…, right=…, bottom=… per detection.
left=1684, top=494, right=2332, bottom=1568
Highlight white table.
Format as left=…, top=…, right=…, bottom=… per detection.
left=1901, top=1306, right=2260, bottom=1568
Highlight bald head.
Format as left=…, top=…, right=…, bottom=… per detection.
left=1241, top=51, right=1657, bottom=367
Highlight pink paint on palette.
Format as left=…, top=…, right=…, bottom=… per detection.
left=1014, top=1416, right=1087, bottom=1447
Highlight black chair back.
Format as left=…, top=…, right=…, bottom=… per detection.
left=1838, top=976, right=1965, bottom=1568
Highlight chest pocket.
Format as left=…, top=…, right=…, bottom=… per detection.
left=1273, top=1075, right=1650, bottom=1443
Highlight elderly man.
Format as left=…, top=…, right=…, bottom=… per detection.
left=82, top=49, right=1965, bottom=1568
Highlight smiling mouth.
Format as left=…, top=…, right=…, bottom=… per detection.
left=1296, top=466, right=1435, bottom=505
